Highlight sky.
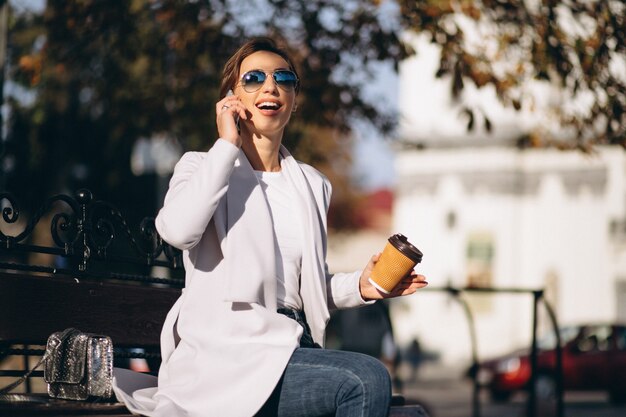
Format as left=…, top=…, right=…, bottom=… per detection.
left=351, top=113, right=397, bottom=191
left=10, top=0, right=44, bottom=13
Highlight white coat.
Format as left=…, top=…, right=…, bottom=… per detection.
left=112, top=139, right=370, bottom=416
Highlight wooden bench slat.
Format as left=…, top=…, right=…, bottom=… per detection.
left=0, top=394, right=430, bottom=417
left=0, top=271, right=180, bottom=348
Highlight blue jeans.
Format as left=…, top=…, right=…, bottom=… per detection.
left=256, top=348, right=392, bottom=417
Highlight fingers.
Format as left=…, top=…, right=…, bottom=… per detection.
left=368, top=252, right=381, bottom=264
left=361, top=252, right=381, bottom=278
left=389, top=273, right=428, bottom=297
left=408, top=273, right=427, bottom=283
left=216, top=95, right=246, bottom=146
left=218, top=96, right=247, bottom=119
left=407, top=273, right=428, bottom=289
left=368, top=252, right=381, bottom=268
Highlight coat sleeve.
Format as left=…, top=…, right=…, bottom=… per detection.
left=155, top=139, right=239, bottom=250
left=326, top=269, right=372, bottom=310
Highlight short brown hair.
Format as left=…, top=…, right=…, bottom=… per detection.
left=219, top=37, right=300, bottom=98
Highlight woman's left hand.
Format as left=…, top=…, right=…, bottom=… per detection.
left=359, top=253, right=428, bottom=301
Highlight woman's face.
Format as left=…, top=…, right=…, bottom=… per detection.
left=234, top=51, right=297, bottom=139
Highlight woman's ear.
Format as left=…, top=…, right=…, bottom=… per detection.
left=292, top=103, right=298, bottom=113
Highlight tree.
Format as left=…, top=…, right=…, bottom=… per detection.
left=4, top=0, right=406, bottom=228
left=397, top=0, right=626, bottom=149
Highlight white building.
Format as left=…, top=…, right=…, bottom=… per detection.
left=391, top=145, right=626, bottom=365
left=390, top=34, right=626, bottom=366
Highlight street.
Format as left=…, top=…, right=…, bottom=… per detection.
left=398, top=363, right=626, bottom=417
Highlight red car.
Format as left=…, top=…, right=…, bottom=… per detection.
left=475, top=323, right=626, bottom=403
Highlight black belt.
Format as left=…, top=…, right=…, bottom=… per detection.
left=277, top=308, right=321, bottom=349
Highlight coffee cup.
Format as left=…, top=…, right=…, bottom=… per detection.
left=369, top=234, right=423, bottom=294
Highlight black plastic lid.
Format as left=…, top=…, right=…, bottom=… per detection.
left=388, top=234, right=423, bottom=263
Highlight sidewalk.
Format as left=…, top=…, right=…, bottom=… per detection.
left=395, top=361, right=626, bottom=417
left=397, top=362, right=472, bottom=417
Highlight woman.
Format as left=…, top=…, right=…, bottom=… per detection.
left=113, top=37, right=427, bottom=417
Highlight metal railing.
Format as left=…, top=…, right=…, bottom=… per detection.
left=0, top=188, right=184, bottom=285
left=0, top=188, right=184, bottom=392
left=425, top=285, right=563, bottom=417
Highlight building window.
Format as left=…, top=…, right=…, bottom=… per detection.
left=465, top=232, right=495, bottom=313
left=466, top=232, right=494, bottom=288
left=446, top=211, right=456, bottom=230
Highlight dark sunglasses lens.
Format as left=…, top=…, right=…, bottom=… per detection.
left=274, top=71, right=297, bottom=89
left=242, top=71, right=267, bottom=91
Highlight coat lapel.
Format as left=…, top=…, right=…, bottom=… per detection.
left=224, top=150, right=277, bottom=310
left=279, top=146, right=330, bottom=344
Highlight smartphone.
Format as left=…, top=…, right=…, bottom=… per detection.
left=226, top=89, right=240, bottom=130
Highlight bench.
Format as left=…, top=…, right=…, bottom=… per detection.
left=0, top=272, right=429, bottom=416
left=0, top=271, right=179, bottom=416
left=0, top=189, right=429, bottom=416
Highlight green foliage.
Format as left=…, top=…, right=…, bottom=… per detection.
left=4, top=0, right=405, bottom=226
left=397, top=0, right=626, bottom=149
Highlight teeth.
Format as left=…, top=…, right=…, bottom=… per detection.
left=258, top=102, right=280, bottom=109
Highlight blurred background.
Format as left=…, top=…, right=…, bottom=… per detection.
left=1, top=0, right=625, bottom=416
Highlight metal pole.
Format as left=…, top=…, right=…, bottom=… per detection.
left=21, top=344, right=31, bottom=393
left=542, top=297, right=564, bottom=417
left=448, top=287, right=481, bottom=417
left=527, top=290, right=541, bottom=417
left=76, top=189, right=93, bottom=271
left=0, top=1, right=8, bottom=192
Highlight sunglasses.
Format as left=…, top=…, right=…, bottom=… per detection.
left=239, top=69, right=299, bottom=93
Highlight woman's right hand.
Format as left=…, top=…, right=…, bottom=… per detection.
left=216, top=94, right=247, bottom=147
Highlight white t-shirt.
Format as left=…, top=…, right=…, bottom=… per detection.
left=254, top=169, right=303, bottom=310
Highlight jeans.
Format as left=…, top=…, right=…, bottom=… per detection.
left=276, top=308, right=321, bottom=349
left=256, top=348, right=392, bottom=417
